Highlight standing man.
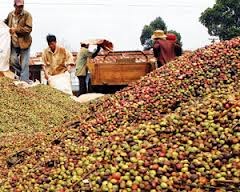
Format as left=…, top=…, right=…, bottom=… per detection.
left=4, top=0, right=32, bottom=82
left=42, top=34, right=74, bottom=80
left=152, top=30, right=181, bottom=67
left=75, top=43, right=101, bottom=96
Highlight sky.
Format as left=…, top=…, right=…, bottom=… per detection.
left=1, top=0, right=216, bottom=55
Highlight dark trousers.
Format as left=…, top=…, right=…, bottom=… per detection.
left=77, top=76, right=87, bottom=96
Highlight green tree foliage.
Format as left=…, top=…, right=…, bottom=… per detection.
left=149, top=17, right=167, bottom=32
left=199, top=0, right=240, bottom=40
left=140, top=25, right=154, bottom=45
left=140, top=17, right=167, bottom=47
left=140, top=17, right=182, bottom=50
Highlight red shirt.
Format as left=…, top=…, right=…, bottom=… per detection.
left=153, top=39, right=179, bottom=66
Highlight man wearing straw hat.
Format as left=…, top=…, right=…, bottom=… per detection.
left=152, top=30, right=180, bottom=67
left=4, top=0, right=32, bottom=82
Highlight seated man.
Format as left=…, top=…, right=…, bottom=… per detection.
left=42, top=34, right=74, bottom=80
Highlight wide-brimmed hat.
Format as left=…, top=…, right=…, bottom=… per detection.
left=14, top=0, right=24, bottom=6
left=151, top=30, right=167, bottom=40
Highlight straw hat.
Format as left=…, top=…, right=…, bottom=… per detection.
left=151, top=30, right=167, bottom=40
left=14, top=0, right=24, bottom=6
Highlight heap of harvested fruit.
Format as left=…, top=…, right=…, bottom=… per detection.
left=0, top=78, right=88, bottom=134
left=85, top=37, right=240, bottom=134
left=0, top=78, right=89, bottom=179
left=0, top=37, right=239, bottom=191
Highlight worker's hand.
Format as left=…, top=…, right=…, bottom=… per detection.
left=43, top=70, right=49, bottom=80
left=9, top=27, right=16, bottom=34
left=42, top=65, right=49, bottom=80
left=44, top=74, right=49, bottom=80
left=67, top=64, right=75, bottom=72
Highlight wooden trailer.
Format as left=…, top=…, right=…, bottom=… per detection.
left=87, top=50, right=155, bottom=87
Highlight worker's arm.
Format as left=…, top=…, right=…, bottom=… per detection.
left=41, top=50, right=50, bottom=80
left=92, top=45, right=101, bottom=58
left=15, top=13, right=32, bottom=36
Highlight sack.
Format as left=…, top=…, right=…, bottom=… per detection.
left=48, top=71, right=73, bottom=95
left=0, top=70, right=15, bottom=79
left=0, top=21, right=11, bottom=71
left=71, top=93, right=104, bottom=103
left=13, top=80, right=41, bottom=88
